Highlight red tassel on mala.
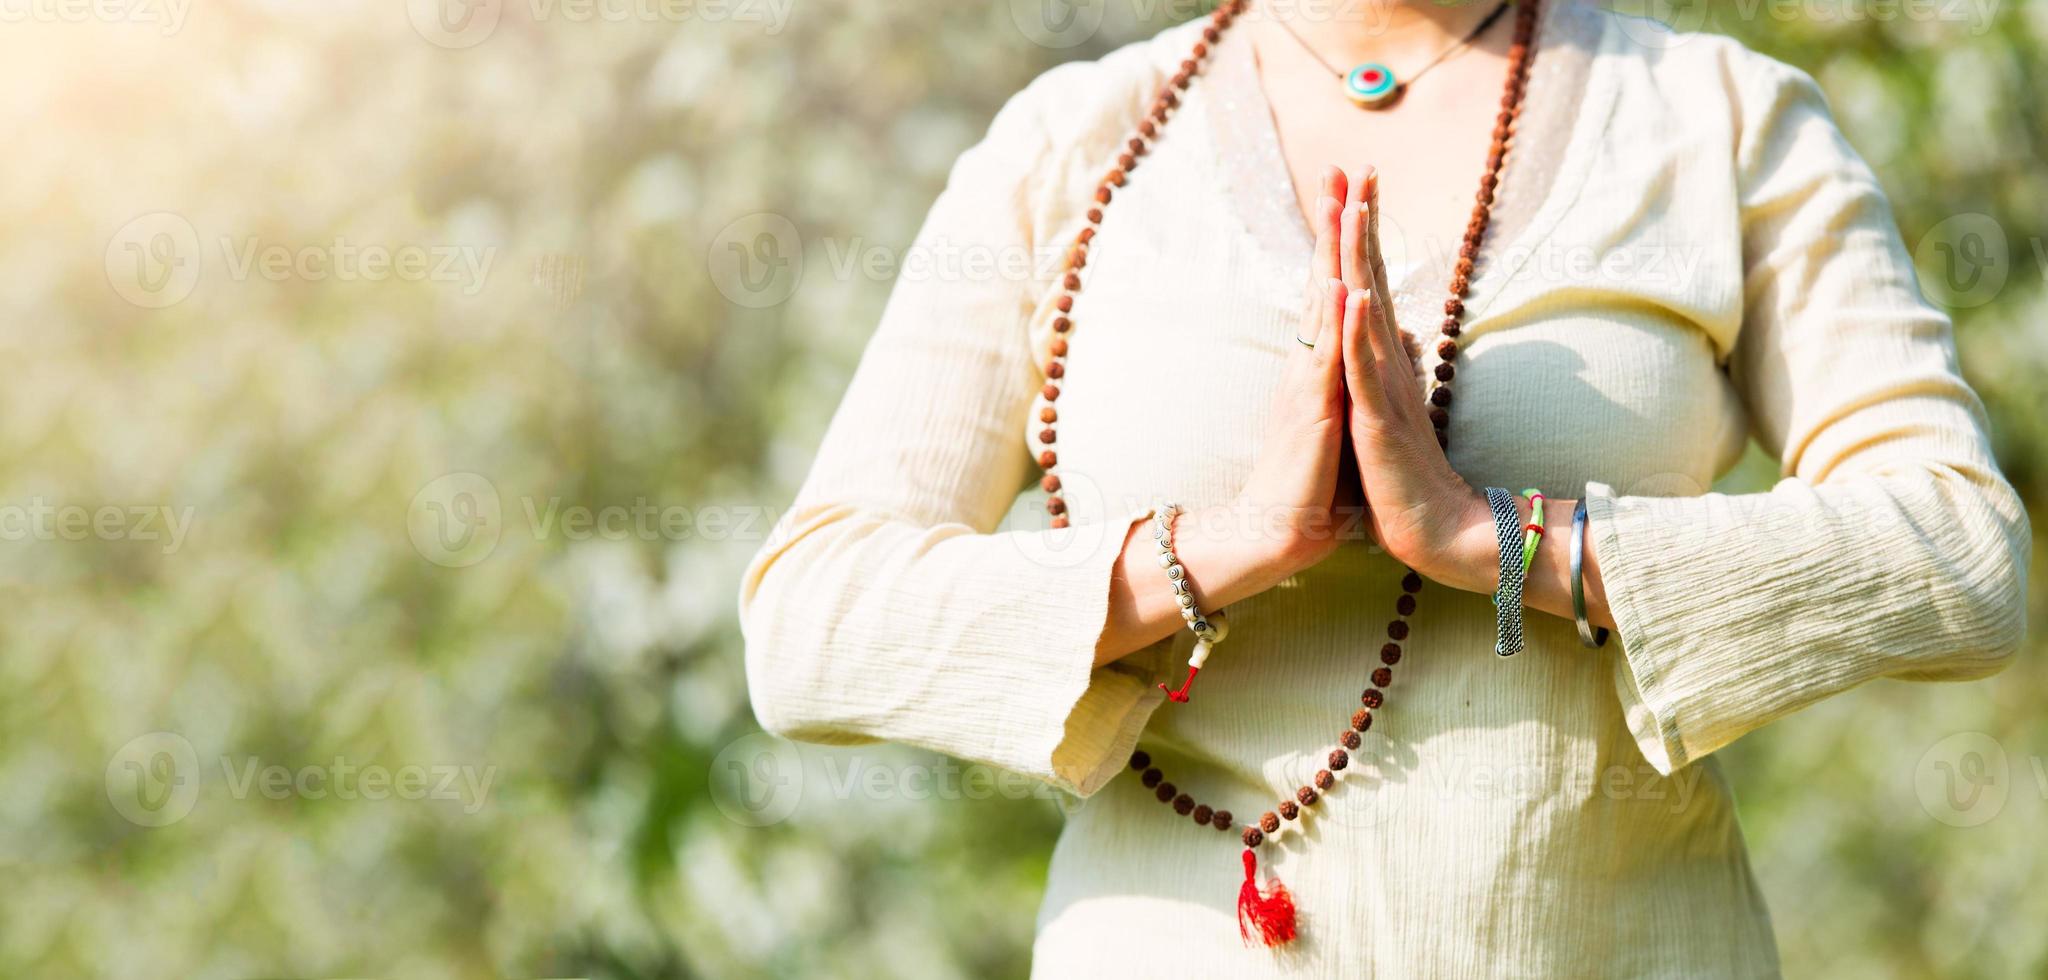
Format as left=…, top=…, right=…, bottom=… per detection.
left=1235, top=849, right=1297, bottom=947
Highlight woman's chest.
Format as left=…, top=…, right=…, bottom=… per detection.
left=1030, top=143, right=1748, bottom=521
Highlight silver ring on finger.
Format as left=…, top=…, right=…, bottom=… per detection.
left=1295, top=334, right=1316, bottom=350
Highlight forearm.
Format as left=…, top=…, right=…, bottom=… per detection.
left=1520, top=497, right=1614, bottom=632
left=1098, top=489, right=1615, bottom=668
left=1094, top=505, right=1303, bottom=667
left=1441, top=493, right=1616, bottom=634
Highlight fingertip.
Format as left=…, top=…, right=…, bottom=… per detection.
left=1345, top=169, right=1369, bottom=203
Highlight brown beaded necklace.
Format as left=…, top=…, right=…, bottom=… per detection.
left=1032, top=0, right=1542, bottom=948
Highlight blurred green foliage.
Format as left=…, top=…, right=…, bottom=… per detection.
left=0, top=0, right=2042, bottom=977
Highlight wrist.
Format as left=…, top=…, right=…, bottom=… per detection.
left=1164, top=504, right=1289, bottom=611
left=1435, top=488, right=1502, bottom=596
left=1222, top=503, right=1313, bottom=597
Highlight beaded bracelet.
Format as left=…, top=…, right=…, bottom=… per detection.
left=1153, top=503, right=1227, bottom=703
left=1485, top=487, right=1525, bottom=657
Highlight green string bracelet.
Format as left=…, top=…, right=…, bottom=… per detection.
left=1519, top=489, right=1547, bottom=576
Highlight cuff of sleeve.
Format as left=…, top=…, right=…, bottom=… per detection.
left=1026, top=506, right=1166, bottom=797
left=1584, top=481, right=1689, bottom=775
left=1049, top=661, right=1163, bottom=796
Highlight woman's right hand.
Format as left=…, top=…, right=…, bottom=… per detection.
left=1221, top=166, right=1364, bottom=583
left=1095, top=168, right=1365, bottom=664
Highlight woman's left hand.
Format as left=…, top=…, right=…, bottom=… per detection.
left=1333, top=168, right=1495, bottom=595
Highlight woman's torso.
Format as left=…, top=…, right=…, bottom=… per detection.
left=1021, top=5, right=1779, bottom=976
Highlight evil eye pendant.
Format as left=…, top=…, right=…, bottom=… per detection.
left=1344, top=62, right=1401, bottom=108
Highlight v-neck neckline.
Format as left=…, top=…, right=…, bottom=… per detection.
left=1198, top=0, right=1617, bottom=349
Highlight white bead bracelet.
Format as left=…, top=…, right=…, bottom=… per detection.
left=1153, top=503, right=1228, bottom=703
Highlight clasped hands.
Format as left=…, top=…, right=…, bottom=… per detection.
left=1229, top=165, right=1497, bottom=597
left=1096, top=166, right=1610, bottom=665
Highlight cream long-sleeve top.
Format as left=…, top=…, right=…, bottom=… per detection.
left=738, top=3, right=2029, bottom=976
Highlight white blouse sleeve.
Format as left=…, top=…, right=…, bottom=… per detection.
left=1585, top=53, right=2030, bottom=774
left=738, top=65, right=1162, bottom=797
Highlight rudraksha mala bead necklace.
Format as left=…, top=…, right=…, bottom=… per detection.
left=1031, top=0, right=1543, bottom=949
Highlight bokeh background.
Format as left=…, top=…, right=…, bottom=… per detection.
left=1, top=0, right=2043, bottom=976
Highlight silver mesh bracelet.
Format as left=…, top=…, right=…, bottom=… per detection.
left=1486, top=487, right=1525, bottom=657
